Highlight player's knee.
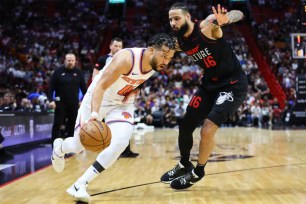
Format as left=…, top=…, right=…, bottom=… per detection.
left=200, top=120, right=218, bottom=138
left=179, top=119, right=195, bottom=135
left=111, top=139, right=129, bottom=153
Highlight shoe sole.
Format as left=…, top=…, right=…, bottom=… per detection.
left=170, top=185, right=192, bottom=190
left=66, top=188, right=90, bottom=203
left=161, top=180, right=172, bottom=184
left=51, top=157, right=65, bottom=173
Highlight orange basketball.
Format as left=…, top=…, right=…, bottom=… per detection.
left=80, top=121, right=112, bottom=152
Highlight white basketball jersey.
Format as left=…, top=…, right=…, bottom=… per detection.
left=88, top=48, right=155, bottom=104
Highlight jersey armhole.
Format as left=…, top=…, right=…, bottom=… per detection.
left=123, top=49, right=135, bottom=76
left=198, top=20, right=219, bottom=44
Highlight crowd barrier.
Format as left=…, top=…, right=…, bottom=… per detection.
left=290, top=75, right=306, bottom=126
left=0, top=112, right=53, bottom=148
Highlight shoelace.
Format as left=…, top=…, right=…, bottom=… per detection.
left=179, top=172, right=194, bottom=185
left=168, top=164, right=180, bottom=176
left=180, top=177, right=187, bottom=185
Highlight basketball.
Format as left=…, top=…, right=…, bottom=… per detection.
left=80, top=120, right=112, bottom=152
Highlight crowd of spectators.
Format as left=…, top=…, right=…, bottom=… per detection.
left=0, top=0, right=302, bottom=128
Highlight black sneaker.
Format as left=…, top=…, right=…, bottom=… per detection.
left=170, top=169, right=204, bottom=190
left=160, top=162, right=194, bottom=183
left=120, top=151, right=139, bottom=158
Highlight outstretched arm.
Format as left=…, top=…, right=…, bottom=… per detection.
left=207, top=9, right=244, bottom=26
left=200, top=4, right=244, bottom=39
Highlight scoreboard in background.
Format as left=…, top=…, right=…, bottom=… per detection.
left=291, top=33, right=306, bottom=59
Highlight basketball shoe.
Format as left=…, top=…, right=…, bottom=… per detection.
left=170, top=169, right=204, bottom=190
left=66, top=181, right=90, bottom=203
left=160, top=162, right=194, bottom=183
left=51, top=138, right=65, bottom=173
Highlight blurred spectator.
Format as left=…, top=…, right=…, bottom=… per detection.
left=0, top=92, right=15, bottom=112
left=251, top=101, right=262, bottom=127
left=164, top=106, right=177, bottom=128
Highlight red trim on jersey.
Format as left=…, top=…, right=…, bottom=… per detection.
left=123, top=49, right=135, bottom=76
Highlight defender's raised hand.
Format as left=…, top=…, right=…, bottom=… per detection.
left=212, top=4, right=229, bottom=26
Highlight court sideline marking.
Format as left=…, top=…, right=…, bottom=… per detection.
left=91, top=162, right=306, bottom=196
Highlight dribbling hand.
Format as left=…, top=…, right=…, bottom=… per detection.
left=83, top=111, right=99, bottom=127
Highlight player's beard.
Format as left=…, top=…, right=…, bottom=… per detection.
left=172, top=21, right=189, bottom=38
left=150, top=55, right=165, bottom=72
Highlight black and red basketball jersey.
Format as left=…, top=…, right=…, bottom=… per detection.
left=177, top=20, right=243, bottom=89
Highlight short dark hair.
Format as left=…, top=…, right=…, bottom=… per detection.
left=169, top=2, right=190, bottom=13
left=148, top=33, right=175, bottom=50
left=110, top=38, right=123, bottom=44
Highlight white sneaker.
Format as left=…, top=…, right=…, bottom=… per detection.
left=51, top=138, right=65, bottom=173
left=66, top=182, right=91, bottom=203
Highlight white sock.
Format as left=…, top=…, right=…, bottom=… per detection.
left=77, top=165, right=100, bottom=185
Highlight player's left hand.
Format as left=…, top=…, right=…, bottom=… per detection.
left=212, top=4, right=229, bottom=26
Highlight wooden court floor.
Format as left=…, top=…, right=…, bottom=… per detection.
left=1, top=127, right=306, bottom=204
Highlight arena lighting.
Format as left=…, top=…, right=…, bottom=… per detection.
left=109, top=0, right=125, bottom=3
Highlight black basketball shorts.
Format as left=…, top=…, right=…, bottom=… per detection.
left=186, top=73, right=248, bottom=127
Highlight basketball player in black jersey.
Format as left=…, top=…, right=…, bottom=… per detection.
left=160, top=3, right=248, bottom=190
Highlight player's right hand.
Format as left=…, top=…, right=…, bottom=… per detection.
left=84, top=111, right=99, bottom=125
left=212, top=4, right=229, bottom=26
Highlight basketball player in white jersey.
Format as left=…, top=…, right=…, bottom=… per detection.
left=51, top=33, right=175, bottom=202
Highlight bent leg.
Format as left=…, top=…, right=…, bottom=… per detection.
left=96, top=122, right=133, bottom=168
left=74, top=122, right=133, bottom=188
left=75, top=105, right=134, bottom=185
left=198, top=119, right=218, bottom=165
left=178, top=89, right=214, bottom=166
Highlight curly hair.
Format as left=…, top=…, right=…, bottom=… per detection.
left=147, top=33, right=175, bottom=50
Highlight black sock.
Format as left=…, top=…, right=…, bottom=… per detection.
left=180, top=156, right=192, bottom=167
left=194, top=162, right=206, bottom=178
left=93, top=161, right=105, bottom=173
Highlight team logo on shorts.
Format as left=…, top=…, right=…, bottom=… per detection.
left=216, top=92, right=234, bottom=105
left=122, top=112, right=132, bottom=119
